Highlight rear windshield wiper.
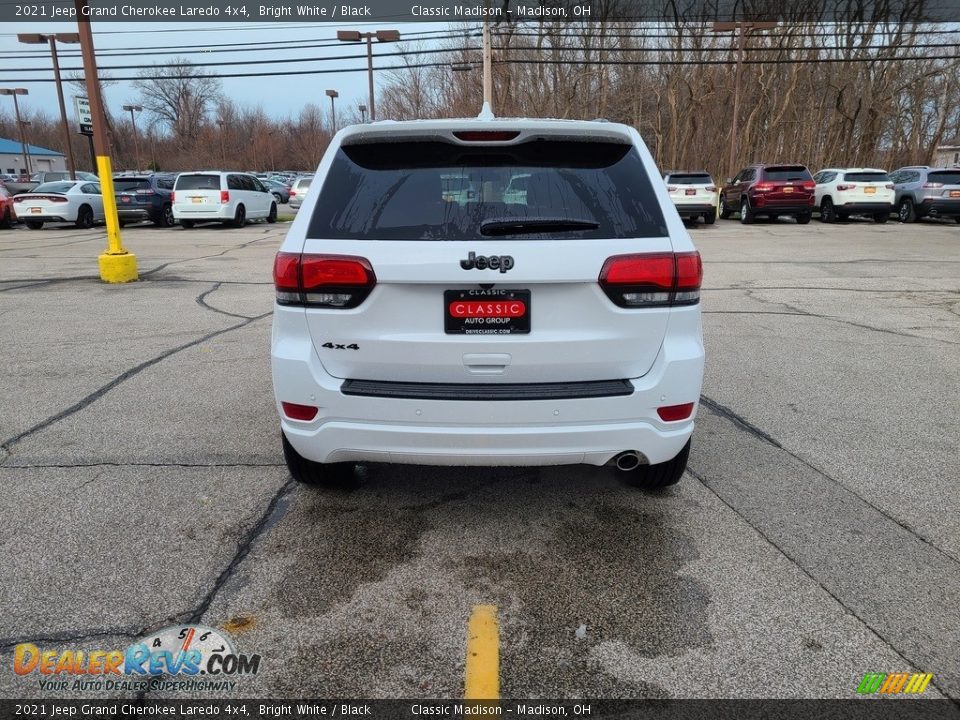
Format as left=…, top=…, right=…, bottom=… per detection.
left=479, top=217, right=600, bottom=236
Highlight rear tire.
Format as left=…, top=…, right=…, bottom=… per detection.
left=703, top=212, right=716, bottom=225
left=898, top=198, right=916, bottom=223
left=740, top=198, right=754, bottom=224
left=180, top=219, right=194, bottom=229
left=625, top=440, right=691, bottom=491
left=0, top=208, right=11, bottom=229
left=718, top=195, right=731, bottom=219
left=231, top=204, right=246, bottom=228
left=155, top=204, right=175, bottom=228
left=267, top=202, right=278, bottom=224
left=874, top=213, right=889, bottom=224
left=796, top=212, right=812, bottom=225
left=25, top=220, right=43, bottom=230
left=282, top=433, right=358, bottom=489
left=819, top=198, right=835, bottom=223
left=75, top=205, right=94, bottom=229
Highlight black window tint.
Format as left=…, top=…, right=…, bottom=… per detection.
left=763, top=166, right=812, bottom=181
left=307, top=140, right=668, bottom=241
left=227, top=175, right=243, bottom=190
left=33, top=182, right=75, bottom=193
left=928, top=171, right=960, bottom=184
left=81, top=184, right=96, bottom=194
left=157, top=177, right=174, bottom=190
left=176, top=174, right=220, bottom=190
left=114, top=178, right=151, bottom=192
left=741, top=169, right=756, bottom=182
left=843, top=172, right=889, bottom=182
left=667, top=174, right=713, bottom=185
left=910, top=172, right=921, bottom=182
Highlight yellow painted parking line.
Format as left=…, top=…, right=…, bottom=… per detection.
left=464, top=604, right=500, bottom=700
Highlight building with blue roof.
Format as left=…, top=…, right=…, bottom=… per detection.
left=0, top=137, right=66, bottom=177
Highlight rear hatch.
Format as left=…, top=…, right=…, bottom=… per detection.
left=289, top=178, right=313, bottom=202
left=114, top=177, right=155, bottom=209
left=925, top=170, right=960, bottom=202
left=666, top=173, right=715, bottom=205
left=174, top=174, right=222, bottom=212
left=838, top=171, right=894, bottom=203
left=760, top=165, right=814, bottom=203
left=291, top=133, right=681, bottom=384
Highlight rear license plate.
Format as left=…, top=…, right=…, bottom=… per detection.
left=865, top=187, right=876, bottom=194
left=951, top=191, right=960, bottom=198
left=31, top=208, right=41, bottom=214
left=685, top=188, right=696, bottom=196
left=122, top=196, right=131, bottom=203
left=192, top=197, right=203, bottom=203
left=445, top=289, right=530, bottom=335
left=783, top=186, right=794, bottom=193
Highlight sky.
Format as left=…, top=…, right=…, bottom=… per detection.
left=0, top=21, right=469, bottom=127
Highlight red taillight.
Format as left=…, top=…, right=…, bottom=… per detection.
left=220, top=190, right=230, bottom=203
left=273, top=252, right=376, bottom=308
left=288, top=189, right=297, bottom=196
left=657, top=402, right=695, bottom=422
left=801, top=180, right=815, bottom=190
left=885, top=184, right=894, bottom=190
left=667, top=185, right=678, bottom=192
left=753, top=182, right=774, bottom=192
left=453, top=130, right=521, bottom=142
left=281, top=402, right=318, bottom=421
left=170, top=191, right=175, bottom=202
left=837, top=184, right=856, bottom=191
left=599, top=251, right=702, bottom=308
left=922, top=182, right=943, bottom=189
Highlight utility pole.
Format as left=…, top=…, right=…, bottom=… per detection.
left=75, top=0, right=137, bottom=283
left=122, top=104, right=142, bottom=172
left=358, top=104, right=367, bottom=123
left=713, top=21, right=776, bottom=180
left=18, top=34, right=80, bottom=180
left=336, top=29, right=400, bottom=122
left=0, top=89, right=31, bottom=176
left=482, top=8, right=493, bottom=113
left=217, top=119, right=226, bottom=167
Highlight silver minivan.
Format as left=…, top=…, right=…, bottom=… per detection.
left=172, top=171, right=277, bottom=228
left=287, top=176, right=313, bottom=210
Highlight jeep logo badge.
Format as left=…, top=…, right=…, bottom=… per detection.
left=460, top=252, right=514, bottom=273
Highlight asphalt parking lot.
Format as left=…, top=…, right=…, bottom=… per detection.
left=0, top=215, right=958, bottom=700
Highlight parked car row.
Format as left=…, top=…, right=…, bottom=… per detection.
left=663, top=164, right=960, bottom=225
left=0, top=169, right=316, bottom=230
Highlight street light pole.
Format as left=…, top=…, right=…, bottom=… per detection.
left=358, top=104, right=367, bottom=123
left=75, top=0, right=137, bottom=283
left=122, top=104, right=142, bottom=172
left=326, top=89, right=339, bottom=133
left=217, top=119, right=225, bottom=167
left=0, top=88, right=31, bottom=176
left=18, top=34, right=81, bottom=180
left=268, top=130, right=276, bottom=172
left=336, top=29, right=400, bottom=122
left=713, top=21, right=776, bottom=180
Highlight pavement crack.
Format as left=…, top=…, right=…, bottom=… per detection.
left=686, top=465, right=957, bottom=701
left=0, top=627, right=143, bottom=652
left=196, top=281, right=258, bottom=320
left=699, top=394, right=960, bottom=567
left=0, top=312, right=272, bottom=460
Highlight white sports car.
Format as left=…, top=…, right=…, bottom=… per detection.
left=14, top=180, right=105, bottom=230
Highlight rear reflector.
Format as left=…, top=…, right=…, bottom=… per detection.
left=453, top=130, right=521, bottom=142
left=273, top=252, right=376, bottom=308
left=657, top=403, right=695, bottom=422
left=170, top=192, right=176, bottom=202
left=837, top=184, right=856, bottom=191
left=281, top=402, right=318, bottom=421
left=599, top=252, right=702, bottom=307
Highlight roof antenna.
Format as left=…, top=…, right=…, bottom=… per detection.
left=477, top=101, right=495, bottom=121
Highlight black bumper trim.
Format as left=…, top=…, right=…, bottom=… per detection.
left=340, top=378, right=635, bottom=401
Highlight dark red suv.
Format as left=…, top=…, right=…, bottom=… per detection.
left=719, top=164, right=816, bottom=224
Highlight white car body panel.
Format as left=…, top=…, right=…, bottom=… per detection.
left=172, top=172, right=273, bottom=223
left=14, top=181, right=104, bottom=225
left=814, top=167, right=895, bottom=215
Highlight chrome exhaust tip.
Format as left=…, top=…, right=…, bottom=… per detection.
left=613, top=451, right=642, bottom=472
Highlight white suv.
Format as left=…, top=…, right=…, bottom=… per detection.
left=662, top=171, right=717, bottom=224
left=271, top=118, right=704, bottom=490
left=813, top=168, right=895, bottom=223
left=172, top=171, right=277, bottom=228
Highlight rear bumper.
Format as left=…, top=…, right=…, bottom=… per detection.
left=751, top=198, right=813, bottom=213
left=271, top=305, right=704, bottom=467
left=673, top=203, right=715, bottom=217
left=919, top=198, right=960, bottom=217
left=837, top=202, right=894, bottom=213
left=172, top=205, right=232, bottom=220
left=21, top=214, right=69, bottom=222
left=117, top=208, right=156, bottom=222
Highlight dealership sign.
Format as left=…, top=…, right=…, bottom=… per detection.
left=74, top=96, right=93, bottom=135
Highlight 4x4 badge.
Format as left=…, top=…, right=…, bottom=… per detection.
left=460, top=252, right=514, bottom=273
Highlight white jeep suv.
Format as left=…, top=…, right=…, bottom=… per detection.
left=271, top=118, right=704, bottom=489
left=813, top=168, right=895, bottom=223
left=662, top=171, right=717, bottom=224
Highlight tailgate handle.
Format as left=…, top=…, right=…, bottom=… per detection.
left=463, top=353, right=511, bottom=375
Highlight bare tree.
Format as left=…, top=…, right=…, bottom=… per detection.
left=133, top=58, right=222, bottom=141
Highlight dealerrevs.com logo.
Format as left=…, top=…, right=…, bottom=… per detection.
left=13, top=624, right=261, bottom=693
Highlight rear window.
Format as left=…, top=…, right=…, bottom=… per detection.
left=843, top=172, right=889, bottom=182
left=295, top=178, right=313, bottom=190
left=928, top=171, right=960, bottom=184
left=667, top=174, right=713, bottom=185
left=308, top=140, right=667, bottom=241
left=763, top=166, right=812, bottom=181
left=175, top=174, right=221, bottom=191
left=114, top=178, right=151, bottom=192
left=33, top=182, right=75, bottom=193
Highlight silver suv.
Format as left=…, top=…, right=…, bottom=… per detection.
left=890, top=166, right=960, bottom=223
